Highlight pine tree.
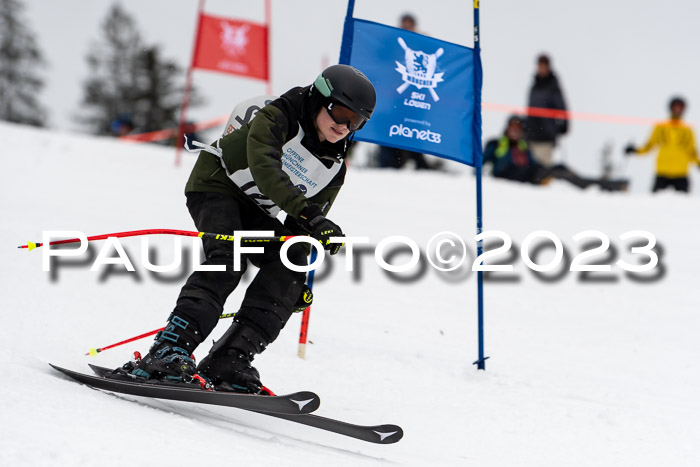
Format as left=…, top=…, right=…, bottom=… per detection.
left=78, top=3, right=142, bottom=135
left=0, top=0, right=47, bottom=126
left=133, top=46, right=192, bottom=134
left=78, top=2, right=201, bottom=137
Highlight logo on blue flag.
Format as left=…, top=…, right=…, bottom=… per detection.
left=395, top=38, right=444, bottom=102
left=340, top=18, right=482, bottom=167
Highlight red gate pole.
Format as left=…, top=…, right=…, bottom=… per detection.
left=297, top=249, right=318, bottom=359
left=264, top=0, right=272, bottom=95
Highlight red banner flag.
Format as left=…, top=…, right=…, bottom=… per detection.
left=192, top=13, right=268, bottom=81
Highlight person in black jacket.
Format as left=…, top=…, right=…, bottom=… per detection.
left=110, top=65, right=377, bottom=394
left=526, top=54, right=569, bottom=167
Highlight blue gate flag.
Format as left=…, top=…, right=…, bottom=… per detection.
left=340, top=18, right=482, bottom=167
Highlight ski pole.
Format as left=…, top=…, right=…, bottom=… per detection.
left=18, top=229, right=298, bottom=251
left=86, top=311, right=236, bottom=356
left=86, top=328, right=161, bottom=356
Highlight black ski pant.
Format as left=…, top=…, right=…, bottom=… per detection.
left=173, top=192, right=308, bottom=350
left=652, top=176, right=689, bottom=193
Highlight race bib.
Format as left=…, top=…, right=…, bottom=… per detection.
left=224, top=96, right=342, bottom=217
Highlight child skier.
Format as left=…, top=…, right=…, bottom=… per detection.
left=114, top=65, right=376, bottom=393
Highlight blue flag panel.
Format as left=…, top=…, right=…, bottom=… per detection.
left=340, top=18, right=481, bottom=167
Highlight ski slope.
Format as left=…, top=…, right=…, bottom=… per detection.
left=1, top=121, right=698, bottom=466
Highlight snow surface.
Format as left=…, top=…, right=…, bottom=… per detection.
left=1, top=121, right=699, bottom=466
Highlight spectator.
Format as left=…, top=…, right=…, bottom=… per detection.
left=400, top=13, right=417, bottom=32
left=485, top=116, right=628, bottom=191
left=625, top=96, right=699, bottom=193
left=182, top=121, right=202, bottom=151
left=484, top=116, right=546, bottom=184
left=526, top=54, right=568, bottom=167
left=109, top=113, right=134, bottom=136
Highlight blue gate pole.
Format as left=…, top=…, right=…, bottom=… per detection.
left=472, top=0, right=488, bottom=370
left=345, top=0, right=355, bottom=19
left=339, top=0, right=356, bottom=65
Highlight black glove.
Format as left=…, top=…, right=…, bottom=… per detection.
left=293, top=284, right=313, bottom=313
left=297, top=204, right=344, bottom=255
left=624, top=144, right=637, bottom=156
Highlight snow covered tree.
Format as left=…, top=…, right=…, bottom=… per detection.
left=133, top=46, right=198, bottom=134
left=78, top=3, right=200, bottom=136
left=0, top=0, right=47, bottom=126
left=78, top=3, right=143, bottom=135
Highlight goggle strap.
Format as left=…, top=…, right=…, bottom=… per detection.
left=314, top=74, right=333, bottom=98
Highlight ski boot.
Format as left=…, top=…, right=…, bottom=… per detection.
left=197, top=319, right=269, bottom=394
left=113, top=314, right=207, bottom=387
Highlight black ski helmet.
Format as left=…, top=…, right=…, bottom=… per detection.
left=311, top=64, right=376, bottom=122
left=669, top=96, right=686, bottom=110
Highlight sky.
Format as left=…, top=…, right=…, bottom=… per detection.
left=19, top=0, right=700, bottom=191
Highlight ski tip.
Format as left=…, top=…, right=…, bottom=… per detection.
left=48, top=363, right=70, bottom=376
left=372, top=424, right=404, bottom=444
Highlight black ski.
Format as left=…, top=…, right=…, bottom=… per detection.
left=50, top=364, right=319, bottom=415
left=250, top=411, right=403, bottom=444
left=86, top=364, right=403, bottom=444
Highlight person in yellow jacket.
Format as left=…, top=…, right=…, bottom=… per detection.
left=625, top=97, right=699, bottom=192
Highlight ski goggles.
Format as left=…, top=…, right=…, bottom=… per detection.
left=326, top=101, right=367, bottom=132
